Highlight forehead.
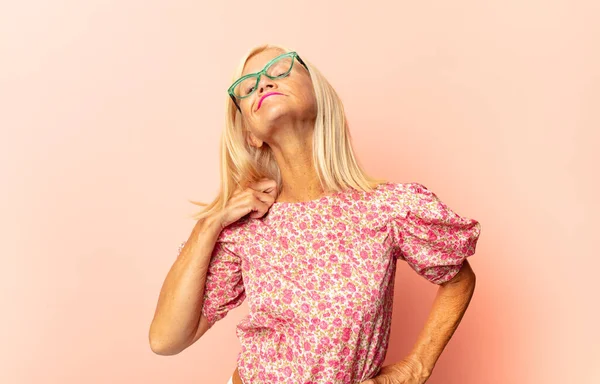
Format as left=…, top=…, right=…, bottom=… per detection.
left=241, top=49, right=285, bottom=76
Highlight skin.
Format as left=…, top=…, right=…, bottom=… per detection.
left=359, top=261, right=477, bottom=383
left=237, top=48, right=324, bottom=203
left=230, top=49, right=477, bottom=383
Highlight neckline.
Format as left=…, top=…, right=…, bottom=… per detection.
left=268, top=182, right=391, bottom=210
left=269, top=187, right=353, bottom=209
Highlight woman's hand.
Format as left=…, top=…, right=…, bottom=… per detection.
left=359, top=356, right=431, bottom=384
left=218, top=177, right=278, bottom=228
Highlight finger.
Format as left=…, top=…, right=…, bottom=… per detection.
left=249, top=178, right=278, bottom=197
left=231, top=179, right=270, bottom=198
left=247, top=197, right=270, bottom=219
left=250, top=190, right=275, bottom=206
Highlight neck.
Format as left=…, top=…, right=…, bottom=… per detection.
left=276, top=179, right=325, bottom=203
left=273, top=147, right=324, bottom=203
left=267, top=121, right=326, bottom=203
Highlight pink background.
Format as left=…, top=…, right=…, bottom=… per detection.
left=1, top=1, right=598, bottom=383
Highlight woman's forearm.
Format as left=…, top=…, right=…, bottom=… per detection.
left=149, top=215, right=222, bottom=355
left=407, top=260, right=477, bottom=376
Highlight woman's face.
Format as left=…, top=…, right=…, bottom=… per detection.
left=237, top=49, right=316, bottom=148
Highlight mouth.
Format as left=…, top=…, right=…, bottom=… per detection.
left=256, top=92, right=284, bottom=111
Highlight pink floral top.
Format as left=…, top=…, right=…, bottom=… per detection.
left=177, top=182, right=481, bottom=384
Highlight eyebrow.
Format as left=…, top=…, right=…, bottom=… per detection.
left=241, top=64, right=265, bottom=77
left=241, top=54, right=281, bottom=77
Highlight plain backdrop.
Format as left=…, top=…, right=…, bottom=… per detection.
left=1, top=1, right=598, bottom=383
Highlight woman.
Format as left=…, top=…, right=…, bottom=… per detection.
left=149, top=44, right=482, bottom=384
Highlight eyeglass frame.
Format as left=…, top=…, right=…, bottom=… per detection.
left=227, top=51, right=310, bottom=112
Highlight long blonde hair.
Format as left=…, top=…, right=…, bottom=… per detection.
left=188, top=43, right=387, bottom=221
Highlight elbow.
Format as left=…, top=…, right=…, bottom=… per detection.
left=149, top=328, right=183, bottom=356
left=150, top=337, right=181, bottom=356
left=149, top=336, right=164, bottom=355
left=149, top=332, right=168, bottom=355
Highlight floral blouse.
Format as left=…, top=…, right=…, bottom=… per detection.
left=176, top=182, right=481, bottom=384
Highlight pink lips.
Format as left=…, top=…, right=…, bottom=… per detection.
left=256, top=92, right=283, bottom=111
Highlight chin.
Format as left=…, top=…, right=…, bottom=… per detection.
left=258, top=103, right=292, bottom=120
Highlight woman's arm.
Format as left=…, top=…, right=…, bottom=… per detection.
left=361, top=261, right=479, bottom=384
left=149, top=215, right=223, bottom=355
left=407, top=259, right=477, bottom=376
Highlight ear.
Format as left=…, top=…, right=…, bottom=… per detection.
left=246, top=130, right=263, bottom=148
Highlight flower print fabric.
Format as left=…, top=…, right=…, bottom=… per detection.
left=386, top=183, right=482, bottom=285
left=176, top=182, right=481, bottom=384
left=177, top=239, right=246, bottom=328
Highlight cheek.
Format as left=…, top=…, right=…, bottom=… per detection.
left=287, top=80, right=311, bottom=101
left=297, top=85, right=316, bottom=107
left=241, top=101, right=256, bottom=117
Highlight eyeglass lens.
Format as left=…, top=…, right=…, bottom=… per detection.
left=233, top=56, right=294, bottom=98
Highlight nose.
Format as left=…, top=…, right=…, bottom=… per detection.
left=256, top=74, right=277, bottom=97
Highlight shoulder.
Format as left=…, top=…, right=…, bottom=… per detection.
left=376, top=181, right=430, bottom=203
left=375, top=181, right=438, bottom=218
left=215, top=215, right=251, bottom=245
left=376, top=181, right=429, bottom=194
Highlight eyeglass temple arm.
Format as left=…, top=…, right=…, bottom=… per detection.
left=230, top=94, right=241, bottom=112
left=296, top=55, right=309, bottom=72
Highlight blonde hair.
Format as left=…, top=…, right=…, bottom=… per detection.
left=187, top=43, right=388, bottom=222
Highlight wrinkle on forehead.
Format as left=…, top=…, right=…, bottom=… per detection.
left=242, top=49, right=286, bottom=77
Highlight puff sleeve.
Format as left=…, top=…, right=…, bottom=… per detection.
left=389, top=183, right=482, bottom=285
left=177, top=237, right=246, bottom=328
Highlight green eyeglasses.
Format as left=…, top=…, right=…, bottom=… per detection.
left=228, top=51, right=309, bottom=111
